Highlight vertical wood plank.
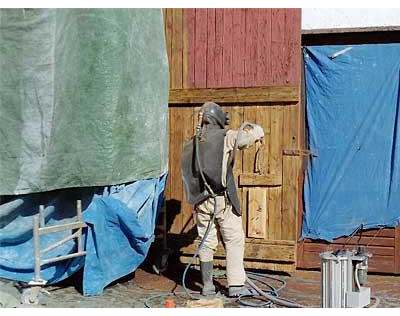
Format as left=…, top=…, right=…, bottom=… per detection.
left=268, top=187, right=282, bottom=240
left=222, top=8, right=233, bottom=87
left=285, top=9, right=302, bottom=85
left=256, top=8, right=272, bottom=86
left=254, top=105, right=268, bottom=176
left=286, top=44, right=301, bottom=85
left=214, top=9, right=224, bottom=87
left=271, top=8, right=286, bottom=43
left=229, top=105, right=244, bottom=177
left=181, top=107, right=195, bottom=233
left=164, top=8, right=173, bottom=87
left=165, top=105, right=171, bottom=223
left=271, top=8, right=286, bottom=85
left=268, top=107, right=284, bottom=240
left=232, top=9, right=246, bottom=88
left=243, top=107, right=257, bottom=174
left=255, top=106, right=272, bottom=240
left=242, top=107, right=258, bottom=235
left=268, top=106, right=284, bottom=240
left=282, top=104, right=299, bottom=241
left=284, top=8, right=299, bottom=45
left=195, top=9, right=208, bottom=88
left=269, top=107, right=283, bottom=178
left=244, top=9, right=259, bottom=87
left=297, top=239, right=305, bottom=269
left=206, top=8, right=216, bottom=88
left=168, top=107, right=183, bottom=233
left=183, top=9, right=192, bottom=89
left=241, top=188, right=248, bottom=233
left=171, top=8, right=183, bottom=89
left=259, top=108, right=271, bottom=175
left=248, top=188, right=267, bottom=238
left=184, top=9, right=196, bottom=88
left=285, top=9, right=301, bottom=47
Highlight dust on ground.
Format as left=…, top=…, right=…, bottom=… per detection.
left=1, top=261, right=400, bottom=308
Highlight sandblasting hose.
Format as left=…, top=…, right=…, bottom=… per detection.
left=245, top=276, right=305, bottom=308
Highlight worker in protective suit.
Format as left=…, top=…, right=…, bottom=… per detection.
left=181, top=102, right=265, bottom=297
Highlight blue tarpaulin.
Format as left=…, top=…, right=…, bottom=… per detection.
left=0, top=174, right=166, bottom=296
left=302, top=44, right=400, bottom=241
left=83, top=175, right=166, bottom=296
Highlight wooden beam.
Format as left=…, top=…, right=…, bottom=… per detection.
left=302, top=26, right=400, bottom=35
left=181, top=242, right=296, bottom=262
left=244, top=238, right=296, bottom=246
left=168, top=235, right=295, bottom=247
left=304, top=243, right=395, bottom=257
left=236, top=243, right=296, bottom=262
left=299, top=250, right=396, bottom=273
left=239, top=260, right=295, bottom=274
left=169, top=86, right=299, bottom=104
left=302, top=236, right=395, bottom=247
left=239, top=173, right=282, bottom=186
left=180, top=256, right=296, bottom=274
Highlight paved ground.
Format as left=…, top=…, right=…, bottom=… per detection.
left=1, top=260, right=400, bottom=308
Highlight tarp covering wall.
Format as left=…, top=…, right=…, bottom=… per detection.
left=302, top=44, right=400, bottom=241
left=0, top=174, right=167, bottom=296
left=0, top=9, right=169, bottom=195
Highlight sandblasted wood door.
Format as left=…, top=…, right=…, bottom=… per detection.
left=167, top=87, right=301, bottom=273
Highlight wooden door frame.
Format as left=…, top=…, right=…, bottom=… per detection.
left=296, top=47, right=307, bottom=268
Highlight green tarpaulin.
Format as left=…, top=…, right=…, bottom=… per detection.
left=0, top=9, right=169, bottom=195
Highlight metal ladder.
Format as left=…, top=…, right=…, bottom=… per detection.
left=22, top=200, right=87, bottom=305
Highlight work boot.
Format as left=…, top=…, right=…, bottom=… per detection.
left=200, top=261, right=216, bottom=296
left=228, top=285, right=254, bottom=297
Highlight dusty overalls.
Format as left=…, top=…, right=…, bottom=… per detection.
left=195, top=126, right=264, bottom=297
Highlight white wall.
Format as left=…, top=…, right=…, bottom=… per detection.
left=302, top=8, right=400, bottom=30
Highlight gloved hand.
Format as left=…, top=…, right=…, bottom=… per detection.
left=252, top=124, right=265, bottom=140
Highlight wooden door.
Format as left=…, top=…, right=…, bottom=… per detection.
left=163, top=8, right=302, bottom=273
left=167, top=87, right=301, bottom=273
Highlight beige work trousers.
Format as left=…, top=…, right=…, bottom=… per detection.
left=195, top=195, right=246, bottom=286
